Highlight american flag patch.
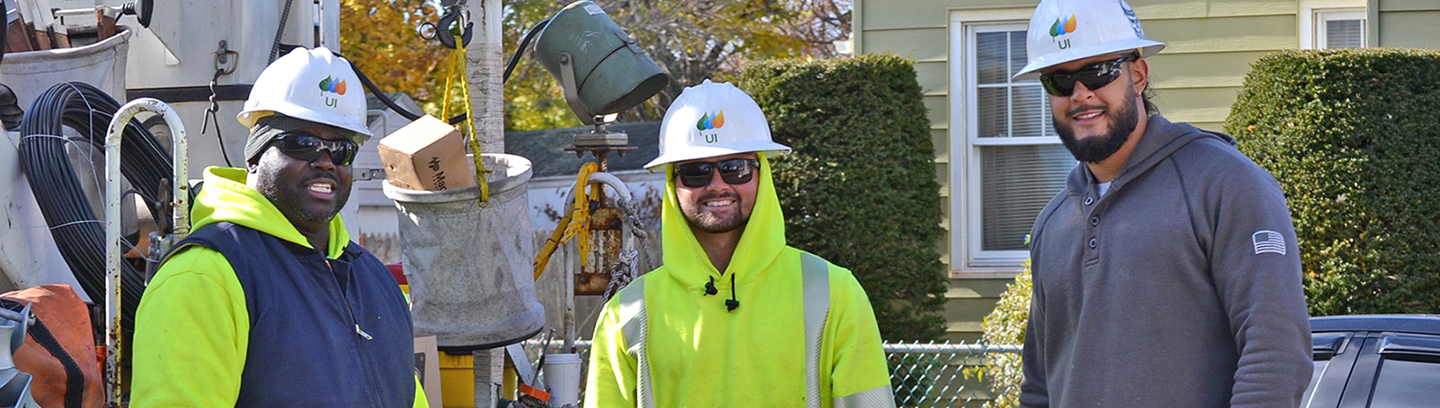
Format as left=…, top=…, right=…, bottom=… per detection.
left=1252, top=230, right=1286, bottom=255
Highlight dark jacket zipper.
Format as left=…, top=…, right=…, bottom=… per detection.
left=325, top=257, right=385, bottom=406
left=326, top=258, right=374, bottom=340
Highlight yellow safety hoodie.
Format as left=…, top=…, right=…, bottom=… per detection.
left=585, top=155, right=895, bottom=407
left=130, top=167, right=428, bottom=407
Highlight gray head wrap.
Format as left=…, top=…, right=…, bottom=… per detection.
left=244, top=114, right=364, bottom=164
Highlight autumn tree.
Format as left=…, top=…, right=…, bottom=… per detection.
left=341, top=0, right=852, bottom=131
left=508, top=0, right=853, bottom=128
left=340, top=0, right=450, bottom=108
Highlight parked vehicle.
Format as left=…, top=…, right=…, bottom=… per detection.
left=1303, top=315, right=1440, bottom=407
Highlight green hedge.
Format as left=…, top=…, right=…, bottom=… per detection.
left=739, top=53, right=947, bottom=341
left=1226, top=48, right=1440, bottom=315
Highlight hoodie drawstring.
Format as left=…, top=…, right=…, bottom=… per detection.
left=705, top=275, right=740, bottom=312
left=726, top=274, right=740, bottom=312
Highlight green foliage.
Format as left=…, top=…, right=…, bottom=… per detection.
left=739, top=54, right=946, bottom=341
left=1225, top=48, right=1440, bottom=315
left=969, top=260, right=1030, bottom=408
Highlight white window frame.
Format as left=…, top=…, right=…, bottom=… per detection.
left=1299, top=0, right=1367, bottom=50
left=948, top=8, right=1067, bottom=276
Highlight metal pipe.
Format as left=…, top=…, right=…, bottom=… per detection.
left=583, top=172, right=633, bottom=205
left=560, top=171, right=634, bottom=350
left=564, top=229, right=574, bottom=352
left=104, top=98, right=188, bottom=405
left=51, top=5, right=123, bottom=18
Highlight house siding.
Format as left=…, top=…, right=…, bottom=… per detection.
left=856, top=0, right=1305, bottom=341
left=1378, top=0, right=1440, bottom=49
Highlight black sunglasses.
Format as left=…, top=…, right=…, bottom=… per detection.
left=1039, top=56, right=1135, bottom=97
left=675, top=158, right=760, bottom=188
left=271, top=132, right=359, bottom=166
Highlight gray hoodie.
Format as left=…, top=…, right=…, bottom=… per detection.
left=1019, top=115, right=1312, bottom=408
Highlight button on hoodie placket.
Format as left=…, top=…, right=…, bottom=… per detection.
left=1083, top=191, right=1102, bottom=264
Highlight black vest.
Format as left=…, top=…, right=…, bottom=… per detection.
left=169, top=222, right=414, bottom=407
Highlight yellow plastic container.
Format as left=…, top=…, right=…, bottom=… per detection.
left=439, top=352, right=474, bottom=408
left=437, top=351, right=522, bottom=407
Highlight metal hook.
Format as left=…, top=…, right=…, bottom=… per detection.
left=435, top=7, right=472, bottom=49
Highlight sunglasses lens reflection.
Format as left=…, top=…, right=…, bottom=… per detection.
left=276, top=134, right=357, bottom=166
left=1040, top=57, right=1131, bottom=97
left=676, top=159, right=758, bottom=188
left=678, top=162, right=715, bottom=188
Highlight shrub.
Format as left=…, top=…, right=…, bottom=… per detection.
left=967, top=261, right=1029, bottom=408
left=739, top=53, right=947, bottom=341
left=1225, top=48, right=1440, bottom=315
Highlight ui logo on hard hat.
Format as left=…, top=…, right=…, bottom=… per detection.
left=318, top=76, right=348, bottom=107
left=1050, top=14, right=1077, bottom=49
left=696, top=111, right=725, bottom=143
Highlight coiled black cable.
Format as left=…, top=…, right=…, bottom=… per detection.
left=17, top=82, right=173, bottom=333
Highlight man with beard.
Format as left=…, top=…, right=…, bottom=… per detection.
left=1013, top=0, right=1312, bottom=407
left=584, top=80, right=895, bottom=407
left=131, top=48, right=427, bottom=407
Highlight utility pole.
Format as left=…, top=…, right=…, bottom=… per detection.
left=466, top=0, right=505, bottom=154
left=462, top=0, right=505, bottom=407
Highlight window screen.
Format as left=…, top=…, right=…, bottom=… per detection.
left=1324, top=19, right=1364, bottom=49
left=971, top=29, right=1071, bottom=252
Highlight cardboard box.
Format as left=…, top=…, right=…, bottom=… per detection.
left=378, top=115, right=475, bottom=191
left=414, top=336, right=443, bottom=407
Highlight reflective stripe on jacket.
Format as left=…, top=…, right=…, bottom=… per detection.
left=584, top=154, right=894, bottom=407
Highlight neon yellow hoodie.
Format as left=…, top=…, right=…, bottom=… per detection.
left=584, top=155, right=894, bottom=407
left=130, top=167, right=427, bottom=407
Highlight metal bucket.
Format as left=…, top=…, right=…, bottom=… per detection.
left=384, top=154, right=544, bottom=350
left=0, top=28, right=131, bottom=110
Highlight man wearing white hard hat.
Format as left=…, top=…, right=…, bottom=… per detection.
left=584, top=80, right=895, bottom=407
left=1016, top=0, right=1311, bottom=407
left=131, top=48, right=427, bottom=407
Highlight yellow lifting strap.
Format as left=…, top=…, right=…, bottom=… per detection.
left=442, top=41, right=491, bottom=205
left=533, top=162, right=600, bottom=279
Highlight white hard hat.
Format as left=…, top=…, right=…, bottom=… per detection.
left=644, top=80, right=790, bottom=169
left=237, top=47, right=372, bottom=139
left=1013, top=0, right=1165, bottom=80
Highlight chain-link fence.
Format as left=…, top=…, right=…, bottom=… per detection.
left=887, top=342, right=1023, bottom=407
left=523, top=340, right=1023, bottom=407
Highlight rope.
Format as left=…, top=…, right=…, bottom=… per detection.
left=441, top=35, right=490, bottom=205
left=599, top=198, right=649, bottom=301
left=601, top=249, right=639, bottom=303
